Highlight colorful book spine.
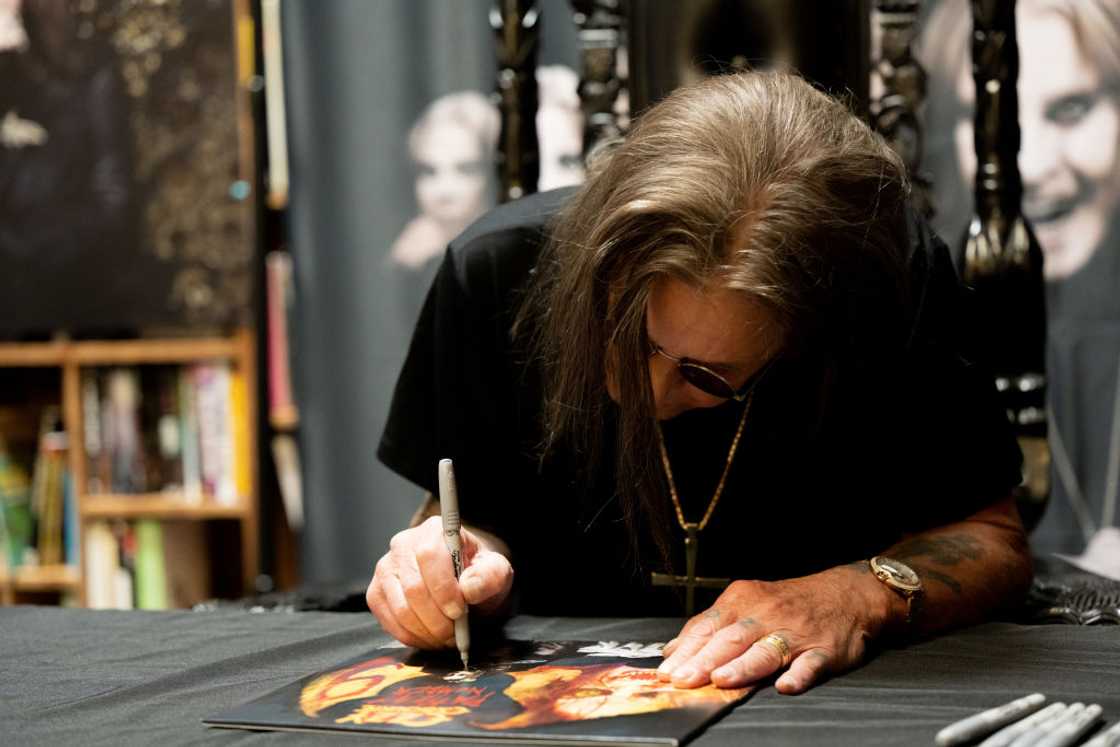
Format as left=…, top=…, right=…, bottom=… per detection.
left=262, top=0, right=290, bottom=209
left=81, top=371, right=104, bottom=494
left=229, top=369, right=251, bottom=503
left=105, top=368, right=145, bottom=493
left=179, top=369, right=203, bottom=503
left=151, top=368, right=183, bottom=492
left=84, top=521, right=118, bottom=609
left=134, top=519, right=168, bottom=610
left=266, top=251, right=297, bottom=426
left=271, top=434, right=304, bottom=531
left=195, top=364, right=237, bottom=505
left=34, top=431, right=67, bottom=566
left=63, top=470, right=78, bottom=567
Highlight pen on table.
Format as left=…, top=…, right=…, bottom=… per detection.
left=1034, top=703, right=1103, bottom=747
left=438, top=458, right=470, bottom=670
left=1084, top=718, right=1120, bottom=747
left=979, top=702, right=1068, bottom=747
left=936, top=692, right=1047, bottom=746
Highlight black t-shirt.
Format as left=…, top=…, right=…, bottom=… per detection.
left=378, top=188, right=1022, bottom=618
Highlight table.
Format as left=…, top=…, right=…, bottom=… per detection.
left=2, top=607, right=1118, bottom=745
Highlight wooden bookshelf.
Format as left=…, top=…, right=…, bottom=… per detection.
left=0, top=342, right=68, bottom=367
left=4, top=564, right=82, bottom=592
left=0, top=328, right=259, bottom=607
left=83, top=495, right=246, bottom=520
left=70, top=337, right=242, bottom=365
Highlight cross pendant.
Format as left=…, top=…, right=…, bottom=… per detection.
left=650, top=523, right=731, bottom=616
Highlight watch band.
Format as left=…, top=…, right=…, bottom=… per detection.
left=869, top=556, right=924, bottom=628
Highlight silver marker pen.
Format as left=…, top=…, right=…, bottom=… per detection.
left=936, top=693, right=1047, bottom=746
left=1009, top=703, right=1086, bottom=747
left=1034, top=704, right=1103, bottom=747
left=1083, top=718, right=1120, bottom=747
left=979, top=702, right=1068, bottom=747
left=438, top=458, right=470, bottom=670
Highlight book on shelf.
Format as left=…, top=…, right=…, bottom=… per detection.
left=179, top=367, right=203, bottom=502
left=134, top=519, right=168, bottom=609
left=0, top=409, right=74, bottom=578
left=85, top=521, right=119, bottom=609
left=82, top=363, right=249, bottom=505
left=0, top=435, right=32, bottom=574
left=104, top=369, right=146, bottom=494
left=229, top=369, right=252, bottom=501
left=265, top=251, right=297, bottom=426
left=271, top=434, right=304, bottom=531
left=31, top=418, right=69, bottom=568
left=85, top=518, right=211, bottom=610
left=262, top=0, right=290, bottom=209
left=63, top=472, right=78, bottom=567
left=194, top=364, right=237, bottom=505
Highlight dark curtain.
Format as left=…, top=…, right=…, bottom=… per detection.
left=283, top=0, right=578, bottom=584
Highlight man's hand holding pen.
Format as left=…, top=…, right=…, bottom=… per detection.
left=366, top=515, right=514, bottom=650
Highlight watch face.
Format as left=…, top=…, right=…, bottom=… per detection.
left=873, top=557, right=921, bottom=588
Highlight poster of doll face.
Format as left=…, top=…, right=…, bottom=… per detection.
left=387, top=65, right=586, bottom=276
left=0, top=0, right=253, bottom=336
left=919, top=0, right=1120, bottom=283
left=917, top=0, right=1120, bottom=556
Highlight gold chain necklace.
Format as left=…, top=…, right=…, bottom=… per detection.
left=656, top=388, right=755, bottom=531
left=650, top=390, right=755, bottom=615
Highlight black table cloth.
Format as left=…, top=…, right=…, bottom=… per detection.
left=2, top=607, right=1118, bottom=746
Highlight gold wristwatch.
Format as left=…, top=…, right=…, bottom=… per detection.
left=868, top=556, right=924, bottom=626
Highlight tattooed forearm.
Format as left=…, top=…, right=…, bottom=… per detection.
left=909, top=564, right=963, bottom=595
left=890, top=534, right=983, bottom=567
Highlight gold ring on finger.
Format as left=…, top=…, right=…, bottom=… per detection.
left=757, top=633, right=792, bottom=667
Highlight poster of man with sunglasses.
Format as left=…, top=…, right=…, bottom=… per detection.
left=368, top=73, right=1030, bottom=698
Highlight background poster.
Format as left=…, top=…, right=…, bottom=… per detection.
left=0, top=0, right=254, bottom=336
left=918, top=0, right=1120, bottom=554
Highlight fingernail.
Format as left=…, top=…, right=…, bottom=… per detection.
left=442, top=601, right=465, bottom=619
left=712, top=666, right=730, bottom=680
left=657, top=661, right=673, bottom=676
left=777, top=675, right=798, bottom=692
left=673, top=666, right=696, bottom=682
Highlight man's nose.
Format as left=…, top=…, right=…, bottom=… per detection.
left=648, top=355, right=675, bottom=411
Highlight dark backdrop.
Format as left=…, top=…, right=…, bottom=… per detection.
left=283, top=0, right=578, bottom=585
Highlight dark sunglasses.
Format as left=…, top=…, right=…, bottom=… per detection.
left=648, top=341, right=774, bottom=401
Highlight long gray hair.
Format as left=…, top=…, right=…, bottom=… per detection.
left=516, top=71, right=913, bottom=569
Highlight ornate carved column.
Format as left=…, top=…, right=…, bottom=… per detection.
left=491, top=0, right=540, bottom=201
left=871, top=0, right=931, bottom=215
left=570, top=0, right=626, bottom=160
left=963, top=0, right=1049, bottom=527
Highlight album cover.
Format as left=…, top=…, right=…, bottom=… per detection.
left=204, top=640, right=751, bottom=745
